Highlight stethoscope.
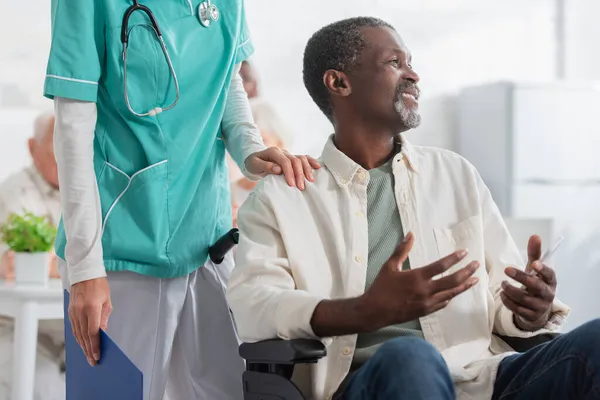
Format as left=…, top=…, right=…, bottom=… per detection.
left=121, top=0, right=220, bottom=117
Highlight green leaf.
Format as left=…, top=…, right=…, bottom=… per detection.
left=0, top=211, right=57, bottom=253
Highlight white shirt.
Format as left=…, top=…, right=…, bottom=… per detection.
left=227, top=135, right=570, bottom=400
left=53, top=64, right=265, bottom=286
left=0, top=166, right=61, bottom=255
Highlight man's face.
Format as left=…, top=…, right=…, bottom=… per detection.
left=345, top=27, right=421, bottom=131
left=240, top=62, right=259, bottom=99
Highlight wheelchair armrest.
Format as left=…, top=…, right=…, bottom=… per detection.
left=239, top=339, right=327, bottom=365
left=497, top=332, right=561, bottom=353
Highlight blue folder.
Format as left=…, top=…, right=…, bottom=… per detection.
left=64, top=291, right=143, bottom=400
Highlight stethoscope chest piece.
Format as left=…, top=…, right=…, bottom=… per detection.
left=199, top=1, right=220, bottom=28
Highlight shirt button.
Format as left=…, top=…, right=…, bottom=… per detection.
left=354, top=256, right=363, bottom=263
left=356, top=211, right=365, bottom=218
left=342, top=347, right=351, bottom=356
left=357, top=171, right=367, bottom=181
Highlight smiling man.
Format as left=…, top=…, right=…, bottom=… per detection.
left=227, top=17, right=600, bottom=400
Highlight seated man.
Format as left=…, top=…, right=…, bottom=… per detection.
left=227, top=17, right=599, bottom=400
left=0, top=112, right=65, bottom=400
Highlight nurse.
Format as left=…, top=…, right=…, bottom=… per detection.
left=44, top=1, right=319, bottom=399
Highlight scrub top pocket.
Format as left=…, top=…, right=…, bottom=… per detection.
left=99, top=161, right=171, bottom=267
left=105, top=23, right=168, bottom=117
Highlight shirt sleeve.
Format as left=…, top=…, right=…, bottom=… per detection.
left=227, top=190, right=326, bottom=343
left=54, top=97, right=106, bottom=286
left=222, top=63, right=266, bottom=181
left=235, top=0, right=255, bottom=63
left=44, top=0, right=105, bottom=102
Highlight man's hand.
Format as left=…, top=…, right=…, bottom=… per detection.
left=0, top=251, right=15, bottom=280
left=501, top=235, right=557, bottom=331
left=69, top=277, right=112, bottom=366
left=310, top=233, right=480, bottom=338
left=362, top=232, right=481, bottom=329
left=245, top=147, right=321, bottom=190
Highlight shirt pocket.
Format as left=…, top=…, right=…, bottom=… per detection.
left=433, top=215, right=484, bottom=278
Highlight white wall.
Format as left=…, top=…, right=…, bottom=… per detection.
left=246, top=0, right=556, bottom=154
left=0, top=0, right=597, bottom=157
left=564, top=0, right=600, bottom=81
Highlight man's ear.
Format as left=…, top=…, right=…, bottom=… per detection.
left=323, top=70, right=351, bottom=98
left=28, top=138, right=36, bottom=158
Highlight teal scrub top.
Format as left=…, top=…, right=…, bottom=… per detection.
left=44, top=0, right=254, bottom=278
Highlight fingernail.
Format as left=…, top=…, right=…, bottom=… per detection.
left=299, top=182, right=305, bottom=190
left=472, top=261, right=480, bottom=270
left=87, top=358, right=94, bottom=366
left=458, top=249, right=468, bottom=258
left=273, top=166, right=282, bottom=174
left=308, top=173, right=315, bottom=182
left=501, top=281, right=508, bottom=288
left=403, top=232, right=413, bottom=243
left=93, top=353, right=100, bottom=361
left=506, top=268, right=516, bottom=278
left=470, top=277, right=479, bottom=286
left=532, top=261, right=543, bottom=271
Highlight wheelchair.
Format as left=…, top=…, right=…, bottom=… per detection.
left=210, top=229, right=559, bottom=400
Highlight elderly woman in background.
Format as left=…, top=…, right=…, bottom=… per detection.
left=230, top=98, right=292, bottom=227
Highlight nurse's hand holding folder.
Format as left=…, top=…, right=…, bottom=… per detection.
left=68, top=277, right=111, bottom=366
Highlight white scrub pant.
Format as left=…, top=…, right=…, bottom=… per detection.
left=59, top=253, right=244, bottom=400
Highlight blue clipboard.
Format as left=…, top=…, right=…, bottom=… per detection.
left=64, top=291, right=143, bottom=400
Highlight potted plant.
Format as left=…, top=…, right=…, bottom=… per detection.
left=0, top=211, right=57, bottom=285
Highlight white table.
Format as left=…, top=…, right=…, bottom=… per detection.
left=0, top=279, right=64, bottom=400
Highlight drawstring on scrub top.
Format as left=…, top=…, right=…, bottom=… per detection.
left=121, top=0, right=181, bottom=117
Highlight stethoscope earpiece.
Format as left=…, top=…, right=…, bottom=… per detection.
left=199, top=0, right=220, bottom=28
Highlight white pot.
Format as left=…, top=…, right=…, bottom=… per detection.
left=14, top=252, right=49, bottom=286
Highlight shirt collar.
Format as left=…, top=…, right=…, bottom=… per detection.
left=321, top=133, right=421, bottom=187
left=26, top=165, right=59, bottom=199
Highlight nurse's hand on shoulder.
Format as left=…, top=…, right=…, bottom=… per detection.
left=245, top=147, right=321, bottom=190
left=69, top=277, right=112, bottom=367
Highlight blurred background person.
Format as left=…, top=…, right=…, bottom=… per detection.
left=231, top=99, right=293, bottom=207
left=240, top=61, right=259, bottom=100
left=0, top=111, right=65, bottom=400
left=229, top=60, right=294, bottom=226
left=0, top=112, right=60, bottom=279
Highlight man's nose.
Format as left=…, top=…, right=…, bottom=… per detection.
left=403, top=68, right=420, bottom=84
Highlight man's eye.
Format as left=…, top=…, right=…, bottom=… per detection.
left=389, top=59, right=400, bottom=66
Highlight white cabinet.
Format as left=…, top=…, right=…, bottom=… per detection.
left=512, top=86, right=600, bottom=182
left=457, top=82, right=600, bottom=331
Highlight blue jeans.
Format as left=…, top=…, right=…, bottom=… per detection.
left=339, top=319, right=600, bottom=400
left=339, top=337, right=455, bottom=400
left=493, top=319, right=600, bottom=400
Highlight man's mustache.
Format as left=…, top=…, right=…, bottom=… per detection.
left=396, top=83, right=421, bottom=100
